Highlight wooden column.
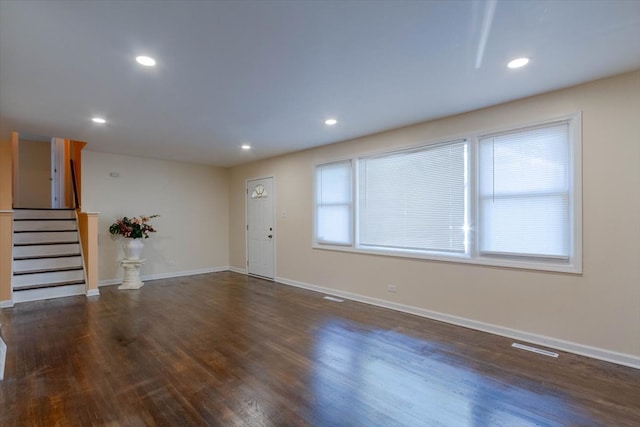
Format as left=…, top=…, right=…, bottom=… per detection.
left=0, top=135, right=14, bottom=307
left=78, top=212, right=99, bottom=296
left=0, top=211, right=12, bottom=306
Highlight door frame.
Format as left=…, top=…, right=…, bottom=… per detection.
left=245, top=175, right=276, bottom=279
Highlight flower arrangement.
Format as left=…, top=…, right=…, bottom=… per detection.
left=109, top=215, right=159, bottom=239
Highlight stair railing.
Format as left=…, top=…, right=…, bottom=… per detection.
left=70, top=159, right=80, bottom=210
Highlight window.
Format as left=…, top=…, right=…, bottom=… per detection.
left=478, top=122, right=571, bottom=259
left=315, top=160, right=353, bottom=245
left=251, top=184, right=267, bottom=199
left=313, top=114, right=581, bottom=273
left=358, top=141, right=467, bottom=253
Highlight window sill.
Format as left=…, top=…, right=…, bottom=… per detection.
left=312, top=243, right=582, bottom=274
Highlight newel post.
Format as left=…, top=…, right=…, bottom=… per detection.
left=78, top=212, right=99, bottom=296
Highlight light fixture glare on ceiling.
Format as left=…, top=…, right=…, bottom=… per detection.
left=241, top=144, right=251, bottom=150
left=325, top=118, right=338, bottom=126
left=92, top=117, right=106, bottom=124
left=507, top=57, right=529, bottom=69
left=136, top=55, right=156, bottom=67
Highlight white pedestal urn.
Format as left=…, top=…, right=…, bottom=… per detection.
left=123, top=238, right=144, bottom=260
left=118, top=258, right=145, bottom=290
left=109, top=214, right=159, bottom=291
left=119, top=239, right=145, bottom=290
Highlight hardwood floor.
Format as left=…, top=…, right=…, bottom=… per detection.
left=0, top=271, right=639, bottom=426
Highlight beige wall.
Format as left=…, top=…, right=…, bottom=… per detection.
left=82, top=151, right=229, bottom=282
left=17, top=138, right=51, bottom=208
left=229, top=71, right=640, bottom=358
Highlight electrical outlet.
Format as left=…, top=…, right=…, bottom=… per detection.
left=387, top=284, right=397, bottom=293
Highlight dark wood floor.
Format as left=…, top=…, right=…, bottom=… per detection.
left=0, top=272, right=639, bottom=426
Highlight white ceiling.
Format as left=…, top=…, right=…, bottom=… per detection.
left=1, top=0, right=639, bottom=167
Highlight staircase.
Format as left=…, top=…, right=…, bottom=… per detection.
left=12, top=208, right=86, bottom=303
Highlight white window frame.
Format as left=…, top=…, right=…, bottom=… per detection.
left=355, top=139, right=469, bottom=256
left=472, top=114, right=582, bottom=272
left=313, top=160, right=354, bottom=246
left=312, top=113, right=582, bottom=274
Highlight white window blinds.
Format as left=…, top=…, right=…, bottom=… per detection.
left=315, top=161, right=353, bottom=245
left=358, top=141, right=467, bottom=253
left=479, top=122, right=570, bottom=258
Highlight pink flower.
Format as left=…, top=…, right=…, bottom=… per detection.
left=109, top=215, right=159, bottom=239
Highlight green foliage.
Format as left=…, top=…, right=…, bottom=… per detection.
left=108, top=215, right=159, bottom=239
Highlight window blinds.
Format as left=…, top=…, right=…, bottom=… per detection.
left=315, top=160, right=352, bottom=245
left=479, top=122, right=570, bottom=258
left=358, top=141, right=467, bottom=252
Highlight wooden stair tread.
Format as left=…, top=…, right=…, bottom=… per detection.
left=13, top=266, right=83, bottom=276
left=11, top=209, right=87, bottom=299
left=13, top=208, right=74, bottom=210
left=13, top=228, right=78, bottom=234
left=14, top=241, right=80, bottom=247
left=13, top=280, right=85, bottom=291
left=13, top=253, right=82, bottom=261
left=14, top=218, right=76, bottom=222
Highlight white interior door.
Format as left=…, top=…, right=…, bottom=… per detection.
left=247, top=177, right=274, bottom=279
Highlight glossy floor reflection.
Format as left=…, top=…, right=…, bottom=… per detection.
left=0, top=272, right=638, bottom=426
left=310, top=322, right=595, bottom=426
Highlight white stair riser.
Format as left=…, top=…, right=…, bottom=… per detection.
left=13, top=256, right=83, bottom=272
left=13, top=284, right=86, bottom=304
left=14, top=231, right=78, bottom=244
left=13, top=210, right=75, bottom=220
left=13, top=220, right=77, bottom=232
left=12, top=269, right=84, bottom=287
left=13, top=243, right=80, bottom=258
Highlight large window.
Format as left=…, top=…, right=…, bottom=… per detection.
left=313, top=115, right=581, bottom=273
left=358, top=141, right=467, bottom=253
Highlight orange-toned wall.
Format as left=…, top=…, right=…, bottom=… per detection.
left=77, top=212, right=98, bottom=292
left=0, top=136, right=13, bottom=302
left=0, top=137, right=11, bottom=210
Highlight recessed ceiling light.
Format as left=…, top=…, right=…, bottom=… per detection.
left=241, top=144, right=251, bottom=150
left=136, top=55, right=156, bottom=67
left=92, top=117, right=106, bottom=124
left=507, top=57, right=529, bottom=69
left=325, top=118, right=338, bottom=126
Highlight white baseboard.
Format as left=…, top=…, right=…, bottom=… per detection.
left=86, top=289, right=100, bottom=297
left=228, top=266, right=247, bottom=274
left=274, top=275, right=640, bottom=370
left=0, top=300, right=14, bottom=309
left=98, top=266, right=230, bottom=287
left=0, top=335, right=6, bottom=380
left=98, top=278, right=122, bottom=287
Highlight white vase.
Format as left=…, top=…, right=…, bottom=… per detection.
left=123, top=239, right=144, bottom=260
